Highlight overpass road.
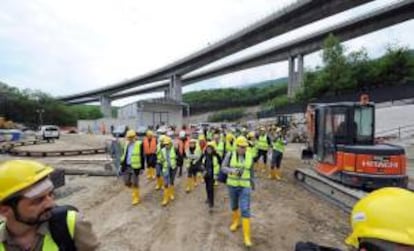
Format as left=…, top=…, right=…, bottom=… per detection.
left=60, top=0, right=373, bottom=102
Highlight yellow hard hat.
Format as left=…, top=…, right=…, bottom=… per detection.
left=247, top=131, right=255, bottom=139
left=346, top=187, right=414, bottom=248
left=226, top=133, right=234, bottom=142
left=259, top=127, right=265, bottom=131
left=146, top=130, right=153, bottom=137
left=207, top=141, right=216, bottom=150
left=235, top=136, right=249, bottom=147
left=198, top=134, right=205, bottom=141
left=163, top=136, right=172, bottom=145
left=189, top=138, right=197, bottom=144
left=126, top=129, right=136, bottom=139
left=0, top=160, right=54, bottom=202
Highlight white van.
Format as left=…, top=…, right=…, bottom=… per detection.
left=37, top=125, right=60, bottom=140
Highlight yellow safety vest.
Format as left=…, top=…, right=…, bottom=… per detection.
left=256, top=135, right=269, bottom=151
left=120, top=141, right=142, bottom=169
left=247, top=141, right=258, bottom=158
left=0, top=211, right=76, bottom=251
left=272, top=138, right=285, bottom=153
left=202, top=155, right=220, bottom=176
left=160, top=147, right=177, bottom=173
left=225, top=140, right=235, bottom=153
left=226, top=152, right=253, bottom=188
left=215, top=141, right=225, bottom=158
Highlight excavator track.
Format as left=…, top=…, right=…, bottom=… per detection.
left=294, top=167, right=367, bottom=214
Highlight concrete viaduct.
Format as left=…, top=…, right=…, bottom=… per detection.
left=59, top=0, right=414, bottom=117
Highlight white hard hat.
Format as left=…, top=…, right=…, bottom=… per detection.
left=179, top=130, right=186, bottom=138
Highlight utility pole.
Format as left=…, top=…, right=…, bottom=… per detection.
left=36, top=109, right=44, bottom=126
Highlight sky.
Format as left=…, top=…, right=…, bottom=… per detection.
left=0, top=0, right=413, bottom=106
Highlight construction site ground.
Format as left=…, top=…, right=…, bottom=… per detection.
left=2, top=134, right=354, bottom=250
left=2, top=134, right=413, bottom=250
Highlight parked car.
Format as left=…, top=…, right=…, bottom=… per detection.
left=37, top=125, right=60, bottom=140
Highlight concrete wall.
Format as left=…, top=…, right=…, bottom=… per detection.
left=79, top=100, right=183, bottom=134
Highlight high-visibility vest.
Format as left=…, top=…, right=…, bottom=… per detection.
left=0, top=211, right=76, bottom=251
left=272, top=138, right=285, bottom=153
left=185, top=146, right=201, bottom=168
left=121, top=141, right=142, bottom=169
left=226, top=152, right=253, bottom=188
left=256, top=135, right=269, bottom=151
left=225, top=140, right=235, bottom=153
left=202, top=155, right=220, bottom=176
left=247, top=140, right=258, bottom=158
left=214, top=141, right=225, bottom=158
left=143, top=137, right=157, bottom=155
left=160, top=147, right=177, bottom=173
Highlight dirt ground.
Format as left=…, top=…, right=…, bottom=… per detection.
left=13, top=135, right=351, bottom=251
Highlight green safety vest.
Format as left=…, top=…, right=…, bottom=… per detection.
left=256, top=135, right=269, bottom=151
left=215, top=141, right=225, bottom=158
left=226, top=152, right=253, bottom=188
left=225, top=140, right=235, bottom=153
left=247, top=141, right=258, bottom=158
left=0, top=211, right=76, bottom=251
left=160, top=147, right=177, bottom=173
left=207, top=131, right=213, bottom=141
left=202, top=155, right=220, bottom=176
left=120, top=141, right=142, bottom=169
left=185, top=146, right=202, bottom=168
left=272, top=138, right=285, bottom=153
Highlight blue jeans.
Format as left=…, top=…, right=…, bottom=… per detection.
left=228, top=186, right=251, bottom=218
left=163, top=167, right=177, bottom=187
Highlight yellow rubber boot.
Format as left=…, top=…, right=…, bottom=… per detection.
left=155, top=177, right=162, bottom=190
left=229, top=210, right=241, bottom=232
left=275, top=169, right=282, bottom=180
left=185, top=178, right=192, bottom=193
left=146, top=168, right=152, bottom=180
left=242, top=218, right=253, bottom=247
left=151, top=168, right=156, bottom=180
left=132, top=187, right=140, bottom=205
left=268, top=169, right=273, bottom=179
left=193, top=176, right=198, bottom=187
left=169, top=186, right=175, bottom=201
left=161, top=187, right=169, bottom=206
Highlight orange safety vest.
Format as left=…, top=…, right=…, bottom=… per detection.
left=143, top=137, right=157, bottom=155
left=176, top=138, right=190, bottom=156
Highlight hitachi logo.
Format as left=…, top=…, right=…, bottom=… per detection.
left=362, top=160, right=398, bottom=168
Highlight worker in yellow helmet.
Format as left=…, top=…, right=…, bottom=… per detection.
left=255, top=127, right=271, bottom=173
left=120, top=129, right=145, bottom=205
left=196, top=134, right=207, bottom=185
left=295, top=187, right=414, bottom=251
left=143, top=130, right=157, bottom=181
left=158, top=136, right=178, bottom=206
left=269, top=127, right=285, bottom=180
left=221, top=136, right=255, bottom=247
left=154, top=134, right=166, bottom=190
left=184, top=139, right=202, bottom=193
left=0, top=160, right=99, bottom=250
left=199, top=142, right=220, bottom=210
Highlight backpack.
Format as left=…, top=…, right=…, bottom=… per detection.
left=49, top=205, right=79, bottom=251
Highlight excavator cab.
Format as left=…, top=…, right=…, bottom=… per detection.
left=306, top=101, right=408, bottom=190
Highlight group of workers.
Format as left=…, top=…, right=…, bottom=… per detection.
left=0, top=124, right=413, bottom=250
left=114, top=124, right=287, bottom=247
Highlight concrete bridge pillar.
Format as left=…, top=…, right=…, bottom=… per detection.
left=169, top=74, right=182, bottom=102
left=287, top=54, right=304, bottom=98
left=164, top=89, right=170, bottom=99
left=99, top=95, right=112, bottom=118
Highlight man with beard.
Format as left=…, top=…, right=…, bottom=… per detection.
left=0, top=160, right=99, bottom=251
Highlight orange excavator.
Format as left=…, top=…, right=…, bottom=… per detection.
left=298, top=94, right=408, bottom=191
